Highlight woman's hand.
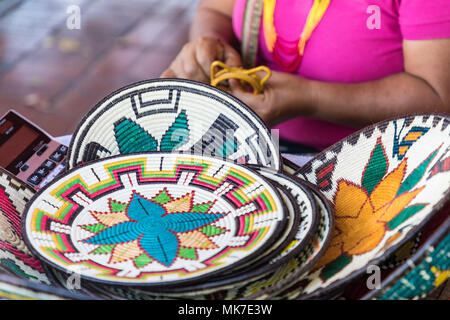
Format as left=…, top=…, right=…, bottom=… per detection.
left=229, top=70, right=314, bottom=127
left=161, top=36, right=242, bottom=84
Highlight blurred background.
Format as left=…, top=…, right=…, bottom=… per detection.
left=0, top=0, right=198, bottom=136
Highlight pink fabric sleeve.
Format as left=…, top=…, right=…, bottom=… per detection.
left=399, top=0, right=450, bottom=40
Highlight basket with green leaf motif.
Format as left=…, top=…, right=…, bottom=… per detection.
left=287, top=114, right=450, bottom=299
left=67, top=79, right=281, bottom=171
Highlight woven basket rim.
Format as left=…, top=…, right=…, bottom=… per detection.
left=41, top=262, right=108, bottom=299
left=0, top=167, right=36, bottom=194
left=243, top=166, right=320, bottom=270
left=246, top=176, right=336, bottom=299
left=296, top=113, right=450, bottom=176
left=142, top=178, right=303, bottom=294
left=282, top=156, right=302, bottom=173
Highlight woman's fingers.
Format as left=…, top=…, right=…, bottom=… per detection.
left=229, top=79, right=245, bottom=95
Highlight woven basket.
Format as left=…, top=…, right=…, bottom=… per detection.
left=281, top=156, right=301, bottom=175
left=0, top=168, right=50, bottom=285
left=3, top=112, right=448, bottom=300
left=140, top=168, right=321, bottom=296
left=22, top=152, right=288, bottom=288
left=42, top=177, right=306, bottom=299
left=292, top=114, right=450, bottom=299
left=67, top=79, right=281, bottom=171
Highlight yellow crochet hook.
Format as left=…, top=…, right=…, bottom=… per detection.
left=210, top=61, right=272, bottom=95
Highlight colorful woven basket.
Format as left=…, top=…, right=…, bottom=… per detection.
left=292, top=114, right=450, bottom=299
left=42, top=176, right=306, bottom=298
left=362, top=215, right=449, bottom=300
left=22, top=152, right=288, bottom=287
left=67, top=79, right=281, bottom=171
left=0, top=168, right=50, bottom=285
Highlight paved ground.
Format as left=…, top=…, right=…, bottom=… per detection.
left=0, top=0, right=197, bottom=136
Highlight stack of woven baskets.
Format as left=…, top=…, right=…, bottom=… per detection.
left=1, top=79, right=448, bottom=300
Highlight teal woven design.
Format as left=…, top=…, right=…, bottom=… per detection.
left=220, top=137, right=238, bottom=158
left=380, top=233, right=450, bottom=300
left=83, top=192, right=227, bottom=267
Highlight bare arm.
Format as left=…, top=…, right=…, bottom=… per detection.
left=231, top=38, right=450, bottom=128
left=309, top=39, right=450, bottom=127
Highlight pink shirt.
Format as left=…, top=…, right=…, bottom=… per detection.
left=232, top=0, right=450, bottom=150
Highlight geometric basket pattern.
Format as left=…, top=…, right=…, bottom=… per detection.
left=295, top=114, right=450, bottom=299
left=0, top=168, right=50, bottom=285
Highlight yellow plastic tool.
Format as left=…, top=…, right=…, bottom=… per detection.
left=210, top=61, right=271, bottom=95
